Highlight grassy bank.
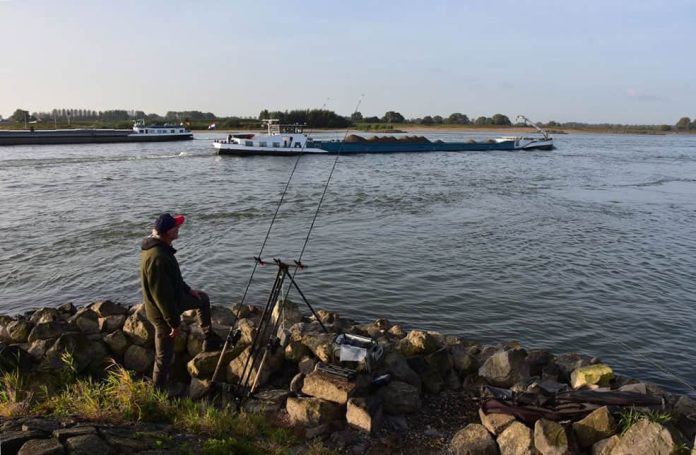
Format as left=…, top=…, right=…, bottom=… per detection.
left=0, top=357, right=333, bottom=455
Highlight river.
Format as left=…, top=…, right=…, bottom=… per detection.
left=1, top=131, right=695, bottom=397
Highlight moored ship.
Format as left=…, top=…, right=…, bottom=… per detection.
left=0, top=121, right=193, bottom=146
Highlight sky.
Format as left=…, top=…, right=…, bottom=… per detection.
left=1, top=0, right=694, bottom=124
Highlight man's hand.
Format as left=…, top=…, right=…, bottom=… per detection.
left=169, top=327, right=179, bottom=338
left=190, top=289, right=201, bottom=298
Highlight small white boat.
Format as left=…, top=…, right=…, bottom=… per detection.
left=131, top=120, right=193, bottom=140
left=494, top=116, right=554, bottom=151
left=214, top=119, right=326, bottom=155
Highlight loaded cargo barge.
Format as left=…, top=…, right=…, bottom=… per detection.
left=0, top=122, right=193, bottom=146
left=214, top=116, right=554, bottom=156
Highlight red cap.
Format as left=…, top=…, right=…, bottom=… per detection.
left=174, top=214, right=186, bottom=226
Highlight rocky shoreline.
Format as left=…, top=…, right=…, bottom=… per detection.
left=1, top=299, right=695, bottom=454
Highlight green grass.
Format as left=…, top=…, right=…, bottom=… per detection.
left=617, top=407, right=673, bottom=435
left=1, top=361, right=307, bottom=453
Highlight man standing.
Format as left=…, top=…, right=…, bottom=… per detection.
left=139, top=213, right=223, bottom=390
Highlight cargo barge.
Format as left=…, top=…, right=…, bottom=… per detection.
left=0, top=122, right=193, bottom=146
left=214, top=116, right=554, bottom=156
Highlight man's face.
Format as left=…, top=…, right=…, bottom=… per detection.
left=163, top=225, right=180, bottom=242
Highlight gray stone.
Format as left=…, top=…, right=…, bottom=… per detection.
left=209, top=305, right=237, bottom=326
left=377, top=380, right=422, bottom=414
left=298, top=357, right=317, bottom=375
left=591, top=435, right=619, bottom=455
left=8, top=319, right=33, bottom=343
left=479, top=349, right=530, bottom=388
left=122, top=312, right=155, bottom=347
left=672, top=394, right=696, bottom=441
left=452, top=345, right=480, bottom=376
left=285, top=340, right=310, bottom=362
left=479, top=408, right=516, bottom=435
left=301, top=370, right=363, bottom=405
left=18, top=438, right=65, bottom=455
left=554, top=352, right=592, bottom=382
left=123, top=344, right=155, bottom=373
left=346, top=397, right=383, bottom=434
left=65, top=434, right=112, bottom=454
left=0, top=430, right=45, bottom=454
left=28, top=338, right=52, bottom=360
left=103, top=330, right=129, bottom=355
left=52, top=426, right=97, bottom=441
left=272, top=298, right=303, bottom=326
left=20, top=418, right=61, bottom=433
left=399, top=330, right=440, bottom=356
left=421, top=367, right=445, bottom=394
left=570, top=364, right=613, bottom=389
left=497, top=421, right=538, bottom=455
left=187, top=348, right=241, bottom=379
left=100, top=428, right=155, bottom=453
left=186, top=328, right=204, bottom=357
left=286, top=396, right=343, bottom=426
left=572, top=406, right=616, bottom=447
left=450, top=423, right=498, bottom=455
left=610, top=418, right=679, bottom=455
left=377, top=351, right=421, bottom=391
left=226, top=344, right=283, bottom=388
left=534, top=418, right=568, bottom=455
left=30, top=308, right=61, bottom=324
left=42, top=333, right=98, bottom=373
left=70, top=308, right=100, bottom=335
left=28, top=320, right=64, bottom=342
left=57, top=302, right=76, bottom=315
left=90, top=300, right=128, bottom=317
left=98, top=315, right=127, bottom=333
left=425, top=347, right=454, bottom=376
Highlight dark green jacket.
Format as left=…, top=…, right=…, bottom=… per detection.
left=139, top=236, right=190, bottom=329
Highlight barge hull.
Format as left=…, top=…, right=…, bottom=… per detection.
left=0, top=130, right=193, bottom=146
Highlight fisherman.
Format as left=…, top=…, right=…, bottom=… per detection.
left=139, top=212, right=223, bottom=391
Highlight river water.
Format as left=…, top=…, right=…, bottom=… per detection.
left=1, top=131, right=695, bottom=396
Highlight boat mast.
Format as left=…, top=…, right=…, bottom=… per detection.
left=516, top=115, right=550, bottom=140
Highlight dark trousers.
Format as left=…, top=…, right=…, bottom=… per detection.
left=152, top=291, right=213, bottom=390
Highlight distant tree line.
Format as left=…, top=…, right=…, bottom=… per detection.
left=5, top=106, right=696, bottom=132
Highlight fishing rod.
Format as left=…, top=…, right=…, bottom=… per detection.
left=209, top=98, right=364, bottom=403
left=229, top=96, right=365, bottom=408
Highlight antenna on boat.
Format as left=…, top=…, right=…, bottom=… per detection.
left=516, top=115, right=550, bottom=140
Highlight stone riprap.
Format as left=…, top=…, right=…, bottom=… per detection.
left=1, top=299, right=695, bottom=454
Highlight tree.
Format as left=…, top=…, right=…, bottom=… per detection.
left=382, top=111, right=405, bottom=123
left=421, top=116, right=434, bottom=125
left=363, top=116, right=380, bottom=123
left=474, top=116, right=492, bottom=126
left=491, top=113, right=511, bottom=126
left=350, top=111, right=363, bottom=122
left=433, top=115, right=443, bottom=124
left=448, top=113, right=470, bottom=124
left=11, top=109, right=30, bottom=123
left=675, top=117, right=691, bottom=130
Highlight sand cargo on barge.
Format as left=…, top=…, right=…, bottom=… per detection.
left=0, top=121, right=193, bottom=146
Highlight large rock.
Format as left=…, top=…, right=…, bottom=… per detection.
left=591, top=435, right=619, bottom=455
left=103, top=330, right=129, bottom=355
left=572, top=406, right=616, bottom=447
left=452, top=345, right=480, bottom=376
left=570, top=364, right=613, bottom=389
left=450, top=423, right=498, bottom=455
left=71, top=308, right=100, bottom=335
left=399, top=330, right=440, bottom=356
left=377, top=380, right=422, bottom=414
left=98, top=315, right=127, bottom=333
left=497, top=421, right=538, bottom=455
left=299, top=332, right=332, bottom=363
left=7, top=319, right=33, bottom=343
left=554, top=353, right=592, bottom=382
left=226, top=345, right=283, bottom=387
left=30, top=307, right=61, bottom=324
left=425, top=347, right=454, bottom=376
left=123, top=344, right=154, bottom=373
left=0, top=430, right=46, bottom=455
left=187, top=348, right=242, bottom=379
left=42, top=333, right=104, bottom=373
left=610, top=418, right=679, bottom=455
left=346, top=397, right=383, bottom=434
left=65, top=434, right=112, bottom=455
left=479, top=408, right=516, bottom=435
left=18, top=438, right=65, bottom=455
left=286, top=396, right=343, bottom=426
left=672, top=394, right=696, bottom=441
left=271, top=298, right=303, bottom=326
left=534, top=418, right=568, bottom=455
left=479, top=349, right=529, bottom=388
left=377, top=351, right=421, bottom=391
left=90, top=300, right=128, bottom=317
left=122, top=312, right=155, bottom=346
left=28, top=320, right=64, bottom=342
left=284, top=340, right=310, bottom=362
left=302, top=370, right=365, bottom=405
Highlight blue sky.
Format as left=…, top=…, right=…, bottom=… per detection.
left=1, top=0, right=694, bottom=124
